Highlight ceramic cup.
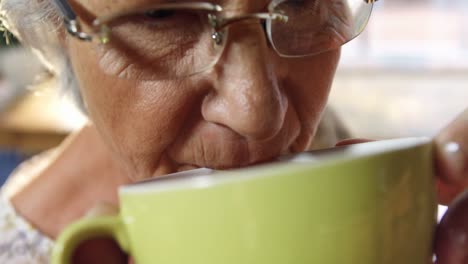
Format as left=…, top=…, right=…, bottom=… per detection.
left=52, top=137, right=437, bottom=264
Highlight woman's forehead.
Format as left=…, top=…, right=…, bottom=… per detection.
left=75, top=0, right=270, bottom=14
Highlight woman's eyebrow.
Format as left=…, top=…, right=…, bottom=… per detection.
left=89, top=0, right=220, bottom=11
left=73, top=0, right=224, bottom=19
left=76, top=0, right=172, bottom=14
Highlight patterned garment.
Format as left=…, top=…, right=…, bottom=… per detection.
left=0, top=194, right=53, bottom=263
left=0, top=149, right=56, bottom=264
left=0, top=193, right=53, bottom=264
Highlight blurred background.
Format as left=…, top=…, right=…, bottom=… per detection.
left=0, top=0, right=467, bottom=186
left=330, top=0, right=468, bottom=139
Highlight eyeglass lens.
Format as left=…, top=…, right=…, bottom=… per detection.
left=91, top=0, right=373, bottom=80
left=267, top=0, right=373, bottom=57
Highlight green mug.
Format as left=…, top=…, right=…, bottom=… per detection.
left=52, top=137, right=437, bottom=264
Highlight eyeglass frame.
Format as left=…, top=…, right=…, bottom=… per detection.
left=55, top=0, right=378, bottom=53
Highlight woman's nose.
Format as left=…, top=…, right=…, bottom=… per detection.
left=202, top=24, right=288, bottom=141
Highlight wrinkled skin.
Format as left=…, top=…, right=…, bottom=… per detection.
left=68, top=1, right=339, bottom=262
left=67, top=0, right=340, bottom=180
left=62, top=0, right=468, bottom=263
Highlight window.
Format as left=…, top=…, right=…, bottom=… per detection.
left=330, top=0, right=468, bottom=139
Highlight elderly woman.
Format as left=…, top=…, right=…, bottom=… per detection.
left=0, top=0, right=467, bottom=263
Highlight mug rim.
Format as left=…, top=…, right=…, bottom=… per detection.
left=120, top=137, right=432, bottom=194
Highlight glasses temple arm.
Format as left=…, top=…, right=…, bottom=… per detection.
left=54, top=0, right=77, bottom=21
left=54, top=0, right=93, bottom=41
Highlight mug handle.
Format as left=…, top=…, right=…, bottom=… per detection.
left=51, top=215, right=130, bottom=264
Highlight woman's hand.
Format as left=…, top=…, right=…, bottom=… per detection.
left=434, top=109, right=468, bottom=264
left=435, top=191, right=468, bottom=264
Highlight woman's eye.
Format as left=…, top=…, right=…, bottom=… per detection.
left=113, top=9, right=202, bottom=31
left=144, top=9, right=176, bottom=20
left=288, top=0, right=312, bottom=7
left=281, top=0, right=320, bottom=13
left=290, top=0, right=305, bottom=6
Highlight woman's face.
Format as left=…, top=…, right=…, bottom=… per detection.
left=66, top=0, right=341, bottom=180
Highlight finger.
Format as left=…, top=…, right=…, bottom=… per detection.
left=434, top=190, right=468, bottom=264
left=434, top=109, right=468, bottom=187
left=72, top=238, right=128, bottom=264
left=437, top=178, right=466, bottom=205
left=72, top=202, right=128, bottom=264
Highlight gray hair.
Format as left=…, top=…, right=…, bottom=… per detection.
left=0, top=0, right=85, bottom=112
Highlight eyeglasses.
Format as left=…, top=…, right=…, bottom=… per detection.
left=55, top=0, right=377, bottom=81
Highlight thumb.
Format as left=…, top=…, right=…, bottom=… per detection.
left=434, top=109, right=468, bottom=205
left=434, top=109, right=468, bottom=186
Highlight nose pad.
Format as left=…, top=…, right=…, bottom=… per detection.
left=201, top=22, right=288, bottom=141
